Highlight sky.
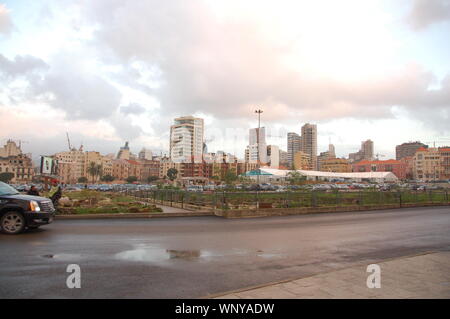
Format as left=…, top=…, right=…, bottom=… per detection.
left=0, top=0, right=449, bottom=162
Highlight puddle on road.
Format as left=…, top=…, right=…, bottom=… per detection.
left=114, top=245, right=284, bottom=263
left=167, top=250, right=200, bottom=260
left=115, top=247, right=201, bottom=263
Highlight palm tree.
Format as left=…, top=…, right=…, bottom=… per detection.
left=87, top=162, right=102, bottom=183
left=95, top=164, right=103, bottom=182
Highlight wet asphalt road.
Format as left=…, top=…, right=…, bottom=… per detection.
left=1, top=206, right=449, bottom=299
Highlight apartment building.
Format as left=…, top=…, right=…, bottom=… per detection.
left=293, top=151, right=312, bottom=170
left=170, top=116, right=204, bottom=163
left=320, top=158, right=351, bottom=173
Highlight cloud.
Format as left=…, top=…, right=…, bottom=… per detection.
left=0, top=54, right=48, bottom=80
left=120, top=102, right=145, bottom=115
left=407, top=0, right=450, bottom=30
left=0, top=4, right=13, bottom=35
left=78, top=0, right=449, bottom=130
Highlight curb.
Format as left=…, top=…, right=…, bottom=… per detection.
left=201, top=251, right=438, bottom=299
left=55, top=211, right=215, bottom=220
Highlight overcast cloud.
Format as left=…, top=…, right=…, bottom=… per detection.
left=0, top=0, right=449, bottom=160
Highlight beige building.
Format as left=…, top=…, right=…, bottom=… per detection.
left=0, top=140, right=34, bottom=183
left=294, top=151, right=312, bottom=170
left=320, top=158, right=351, bottom=173
left=0, top=140, right=22, bottom=157
left=159, top=156, right=183, bottom=179
left=413, top=147, right=440, bottom=181
left=55, top=150, right=113, bottom=184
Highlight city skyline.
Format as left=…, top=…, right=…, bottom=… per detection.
left=1, top=1, right=449, bottom=161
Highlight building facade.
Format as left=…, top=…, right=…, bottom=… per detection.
left=320, top=158, right=351, bottom=173
left=0, top=140, right=34, bottom=183
left=293, top=151, right=312, bottom=170
left=287, top=132, right=301, bottom=168
left=396, top=141, right=428, bottom=160
left=413, top=147, right=449, bottom=181
left=353, top=159, right=407, bottom=180
left=349, top=139, right=374, bottom=163
left=266, top=145, right=280, bottom=168
left=246, top=127, right=267, bottom=164
left=300, top=123, right=317, bottom=170
left=170, top=116, right=204, bottom=163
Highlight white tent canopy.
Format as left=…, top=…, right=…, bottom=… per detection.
left=245, top=167, right=398, bottom=183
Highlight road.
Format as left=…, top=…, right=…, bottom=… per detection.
left=1, top=206, right=449, bottom=298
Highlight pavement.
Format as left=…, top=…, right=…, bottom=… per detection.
left=0, top=206, right=449, bottom=298
left=214, top=252, right=450, bottom=299
left=155, top=204, right=193, bottom=213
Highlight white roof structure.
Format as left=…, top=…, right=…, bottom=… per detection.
left=247, top=167, right=398, bottom=182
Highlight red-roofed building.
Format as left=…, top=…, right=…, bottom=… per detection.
left=352, top=159, right=406, bottom=179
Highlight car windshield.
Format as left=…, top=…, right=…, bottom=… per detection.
left=0, top=182, right=20, bottom=196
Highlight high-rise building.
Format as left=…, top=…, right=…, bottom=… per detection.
left=117, top=141, right=130, bottom=160
left=266, top=145, right=280, bottom=168
left=287, top=132, right=301, bottom=168
left=138, top=148, right=153, bottom=160
left=170, top=116, right=204, bottom=163
left=361, top=140, right=374, bottom=160
left=328, top=144, right=336, bottom=158
left=246, top=127, right=267, bottom=164
left=396, top=141, right=428, bottom=160
left=279, top=150, right=288, bottom=168
left=349, top=139, right=374, bottom=163
left=301, top=123, right=318, bottom=170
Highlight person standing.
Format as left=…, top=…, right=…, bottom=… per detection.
left=27, top=185, right=40, bottom=196
left=48, top=180, right=62, bottom=207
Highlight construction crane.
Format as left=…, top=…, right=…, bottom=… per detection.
left=66, top=132, right=72, bottom=151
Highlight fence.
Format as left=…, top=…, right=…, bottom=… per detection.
left=118, top=189, right=450, bottom=211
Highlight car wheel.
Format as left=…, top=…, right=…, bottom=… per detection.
left=1, top=211, right=26, bottom=235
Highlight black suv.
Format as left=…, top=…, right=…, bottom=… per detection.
left=0, top=182, right=55, bottom=234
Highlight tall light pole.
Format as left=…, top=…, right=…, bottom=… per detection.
left=255, top=109, right=263, bottom=184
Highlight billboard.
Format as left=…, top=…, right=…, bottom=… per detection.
left=40, top=156, right=55, bottom=175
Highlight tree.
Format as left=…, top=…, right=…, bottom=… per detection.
left=126, top=176, right=138, bottom=183
left=87, top=162, right=102, bottom=183
left=0, top=172, right=14, bottom=183
left=78, top=177, right=88, bottom=183
left=101, top=175, right=115, bottom=182
left=147, top=176, right=159, bottom=183
left=223, top=171, right=238, bottom=185
left=167, top=168, right=178, bottom=181
left=287, top=171, right=306, bottom=185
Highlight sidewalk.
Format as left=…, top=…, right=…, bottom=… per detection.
left=213, top=252, right=450, bottom=299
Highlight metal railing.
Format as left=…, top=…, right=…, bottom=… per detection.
left=115, top=189, right=450, bottom=211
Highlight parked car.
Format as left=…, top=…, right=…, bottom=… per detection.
left=0, top=182, right=55, bottom=235
left=186, top=185, right=203, bottom=192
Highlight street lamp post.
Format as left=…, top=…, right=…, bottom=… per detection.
left=255, top=109, right=263, bottom=183
left=255, top=109, right=263, bottom=210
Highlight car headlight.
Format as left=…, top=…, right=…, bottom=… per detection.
left=29, top=200, right=41, bottom=212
